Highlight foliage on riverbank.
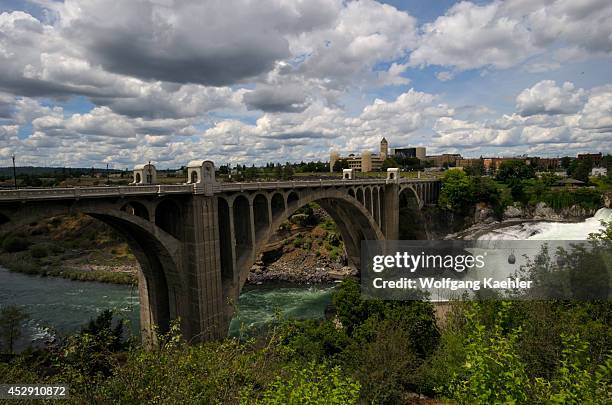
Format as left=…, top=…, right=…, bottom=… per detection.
left=0, top=214, right=137, bottom=285
left=2, top=218, right=611, bottom=405
left=438, top=167, right=607, bottom=225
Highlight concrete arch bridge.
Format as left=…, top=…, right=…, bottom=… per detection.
left=0, top=164, right=440, bottom=342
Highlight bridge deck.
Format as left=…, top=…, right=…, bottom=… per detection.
left=0, top=178, right=438, bottom=201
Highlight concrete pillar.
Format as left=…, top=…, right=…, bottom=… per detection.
left=382, top=184, right=399, bottom=239
left=183, top=195, right=226, bottom=340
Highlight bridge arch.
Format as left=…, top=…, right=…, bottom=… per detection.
left=155, top=199, right=183, bottom=240
left=226, top=188, right=384, bottom=294
left=356, top=188, right=364, bottom=205
left=398, top=186, right=428, bottom=240
left=232, top=195, right=253, bottom=265
left=271, top=193, right=285, bottom=219
left=287, top=191, right=299, bottom=207
left=372, top=187, right=380, bottom=224
left=0, top=203, right=184, bottom=343
left=121, top=201, right=150, bottom=220
left=252, top=193, right=269, bottom=238
left=365, top=187, right=372, bottom=214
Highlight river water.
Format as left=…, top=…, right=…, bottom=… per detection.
left=1, top=208, right=609, bottom=349
left=0, top=266, right=335, bottom=350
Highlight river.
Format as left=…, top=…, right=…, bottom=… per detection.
left=0, top=208, right=609, bottom=350
left=0, top=266, right=335, bottom=350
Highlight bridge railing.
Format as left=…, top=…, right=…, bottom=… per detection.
left=0, top=178, right=438, bottom=201
left=0, top=184, right=194, bottom=201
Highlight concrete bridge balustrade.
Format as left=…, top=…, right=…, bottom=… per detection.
left=0, top=163, right=441, bottom=343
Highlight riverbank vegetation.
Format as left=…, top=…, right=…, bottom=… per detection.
left=0, top=214, right=137, bottom=285
left=438, top=160, right=610, bottom=230
left=1, top=223, right=610, bottom=404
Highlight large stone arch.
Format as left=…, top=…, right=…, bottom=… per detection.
left=0, top=202, right=184, bottom=344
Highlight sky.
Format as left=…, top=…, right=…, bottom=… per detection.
left=0, top=0, right=610, bottom=169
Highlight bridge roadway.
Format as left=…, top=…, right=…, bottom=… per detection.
left=0, top=175, right=441, bottom=343
left=0, top=177, right=434, bottom=201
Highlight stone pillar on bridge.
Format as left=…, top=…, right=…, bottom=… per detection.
left=182, top=195, right=227, bottom=340
left=383, top=168, right=400, bottom=239
left=132, top=163, right=157, bottom=185
left=343, top=168, right=355, bottom=180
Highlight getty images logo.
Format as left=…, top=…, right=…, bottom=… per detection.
left=372, top=251, right=487, bottom=273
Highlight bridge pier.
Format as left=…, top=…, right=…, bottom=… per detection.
left=382, top=183, right=399, bottom=239
left=182, top=195, right=227, bottom=340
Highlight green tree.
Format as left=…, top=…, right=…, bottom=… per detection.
left=496, top=160, right=535, bottom=183
left=568, top=157, right=593, bottom=183
left=381, top=158, right=399, bottom=171
left=438, top=170, right=475, bottom=213
left=282, top=163, right=294, bottom=180
left=0, top=305, right=29, bottom=354
left=332, top=159, right=349, bottom=172
left=561, top=156, right=572, bottom=170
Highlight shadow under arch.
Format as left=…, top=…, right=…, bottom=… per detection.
left=121, top=201, right=149, bottom=220
left=0, top=205, right=184, bottom=344
left=155, top=199, right=183, bottom=240
left=399, top=186, right=428, bottom=240
left=0, top=212, right=8, bottom=225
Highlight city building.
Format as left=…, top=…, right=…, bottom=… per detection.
left=393, top=146, right=426, bottom=160
left=577, top=153, right=602, bottom=166
left=429, top=154, right=462, bottom=167
left=330, top=138, right=387, bottom=172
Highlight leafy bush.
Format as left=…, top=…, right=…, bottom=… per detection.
left=496, top=160, right=535, bottom=183
left=30, top=245, right=48, bottom=259
left=534, top=334, right=612, bottom=404
left=443, top=302, right=530, bottom=404
left=2, top=236, right=30, bottom=253
left=245, top=361, right=360, bottom=405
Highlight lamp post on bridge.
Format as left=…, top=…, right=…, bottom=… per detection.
left=12, top=155, right=17, bottom=189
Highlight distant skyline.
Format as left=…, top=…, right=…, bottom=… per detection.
left=0, top=0, right=611, bottom=169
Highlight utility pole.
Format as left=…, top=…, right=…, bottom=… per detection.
left=106, top=163, right=110, bottom=185
left=12, top=155, right=17, bottom=189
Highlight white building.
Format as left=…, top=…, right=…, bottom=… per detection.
left=591, top=167, right=608, bottom=177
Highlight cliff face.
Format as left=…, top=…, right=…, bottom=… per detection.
left=501, top=202, right=599, bottom=221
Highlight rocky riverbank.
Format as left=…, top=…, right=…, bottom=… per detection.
left=247, top=205, right=356, bottom=284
